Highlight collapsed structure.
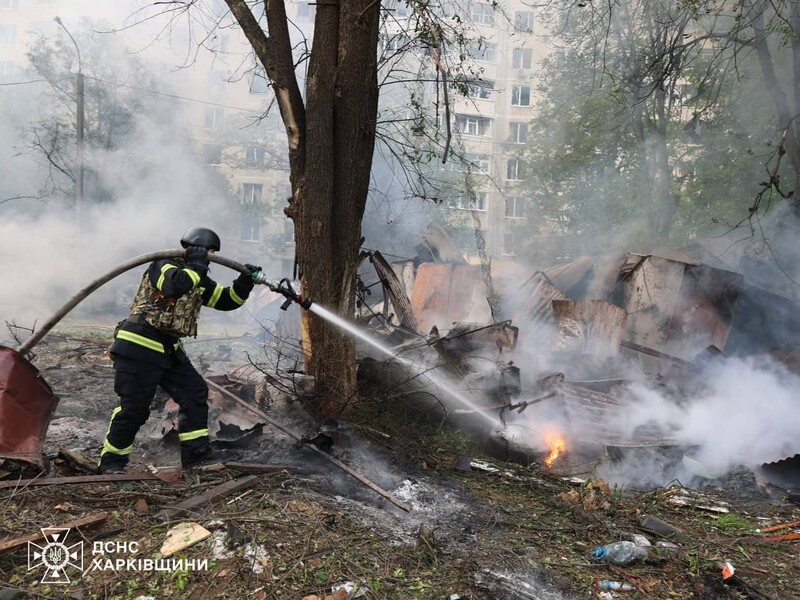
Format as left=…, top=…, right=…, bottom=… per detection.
left=355, top=228, right=800, bottom=482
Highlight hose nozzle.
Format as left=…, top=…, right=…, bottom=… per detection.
left=253, top=273, right=311, bottom=310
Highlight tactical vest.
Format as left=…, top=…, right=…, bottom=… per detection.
left=128, top=269, right=204, bottom=338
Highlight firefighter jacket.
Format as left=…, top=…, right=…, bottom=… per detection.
left=110, top=259, right=252, bottom=366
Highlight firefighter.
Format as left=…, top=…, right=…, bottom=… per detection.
left=99, top=227, right=261, bottom=473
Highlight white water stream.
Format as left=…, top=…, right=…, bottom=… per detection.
left=308, top=303, right=503, bottom=429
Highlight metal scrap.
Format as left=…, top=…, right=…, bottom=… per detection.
left=0, top=346, right=59, bottom=471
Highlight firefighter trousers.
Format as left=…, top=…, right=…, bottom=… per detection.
left=100, top=353, right=209, bottom=469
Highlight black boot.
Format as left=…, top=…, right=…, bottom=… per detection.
left=181, top=442, right=216, bottom=467
left=99, top=455, right=128, bottom=474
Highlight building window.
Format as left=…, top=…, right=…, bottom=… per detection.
left=470, top=3, right=494, bottom=25
left=242, top=183, right=263, bottom=204
left=509, top=122, right=528, bottom=144
left=512, top=48, right=532, bottom=70
left=455, top=114, right=491, bottom=136
left=204, top=106, right=224, bottom=128
left=245, top=146, right=266, bottom=168
left=511, top=85, right=531, bottom=107
left=240, top=214, right=261, bottom=242
left=505, top=196, right=525, bottom=218
left=466, top=80, right=494, bottom=100
left=514, top=10, right=534, bottom=31
left=250, top=72, right=270, bottom=93
left=468, top=42, right=496, bottom=62
left=296, top=2, right=316, bottom=19
left=0, top=61, right=15, bottom=82
left=450, top=192, right=487, bottom=211
left=0, top=25, right=17, bottom=46
left=465, top=153, right=490, bottom=173
left=0, top=0, right=20, bottom=9
left=202, top=144, right=222, bottom=165
left=506, top=158, right=523, bottom=181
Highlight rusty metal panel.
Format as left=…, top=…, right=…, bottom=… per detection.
left=552, top=299, right=628, bottom=356
left=622, top=254, right=742, bottom=361
left=451, top=264, right=493, bottom=325
left=559, top=383, right=677, bottom=448
left=515, top=271, right=568, bottom=329
left=0, top=346, right=58, bottom=470
left=622, top=255, right=686, bottom=352
left=410, top=263, right=454, bottom=333
left=665, top=264, right=742, bottom=357
left=371, top=251, right=419, bottom=332
left=409, top=263, right=495, bottom=333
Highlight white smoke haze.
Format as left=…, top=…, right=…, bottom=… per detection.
left=0, top=109, right=247, bottom=341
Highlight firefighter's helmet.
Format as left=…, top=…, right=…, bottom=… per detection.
left=180, top=227, right=221, bottom=251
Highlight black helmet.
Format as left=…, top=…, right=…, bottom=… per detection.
left=180, top=227, right=221, bottom=251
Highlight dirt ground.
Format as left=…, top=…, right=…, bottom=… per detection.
left=1, top=332, right=799, bottom=600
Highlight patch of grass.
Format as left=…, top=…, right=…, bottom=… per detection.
left=714, top=513, right=753, bottom=532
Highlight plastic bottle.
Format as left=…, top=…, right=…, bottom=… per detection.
left=597, top=581, right=635, bottom=591
left=592, top=540, right=649, bottom=565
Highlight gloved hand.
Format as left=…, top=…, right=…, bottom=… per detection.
left=234, top=269, right=255, bottom=292
left=184, top=245, right=210, bottom=275
left=244, top=263, right=262, bottom=275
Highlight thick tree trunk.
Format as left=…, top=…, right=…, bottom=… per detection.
left=294, top=1, right=380, bottom=409
left=227, top=0, right=381, bottom=411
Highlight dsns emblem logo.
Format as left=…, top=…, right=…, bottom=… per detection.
left=28, top=528, right=84, bottom=583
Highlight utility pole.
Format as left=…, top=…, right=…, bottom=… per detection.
left=54, top=16, right=84, bottom=211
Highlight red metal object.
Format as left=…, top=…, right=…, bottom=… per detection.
left=0, top=345, right=59, bottom=471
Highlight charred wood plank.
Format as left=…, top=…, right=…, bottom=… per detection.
left=152, top=475, right=259, bottom=523
left=370, top=251, right=419, bottom=332
left=0, top=472, right=159, bottom=490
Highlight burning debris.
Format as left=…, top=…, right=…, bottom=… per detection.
left=351, top=232, right=800, bottom=495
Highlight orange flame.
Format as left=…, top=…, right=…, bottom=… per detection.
left=544, top=435, right=567, bottom=467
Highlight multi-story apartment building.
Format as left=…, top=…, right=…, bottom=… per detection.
left=3, top=1, right=545, bottom=265
left=381, top=0, right=547, bottom=261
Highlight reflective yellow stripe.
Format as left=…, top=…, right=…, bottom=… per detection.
left=101, top=439, right=133, bottom=456
left=156, top=264, right=178, bottom=290
left=116, top=330, right=165, bottom=353
left=207, top=284, right=224, bottom=308
left=183, top=268, right=201, bottom=286
left=229, top=287, right=245, bottom=305
left=106, top=406, right=121, bottom=436
left=178, top=429, right=209, bottom=442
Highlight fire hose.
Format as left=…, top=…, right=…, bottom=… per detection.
left=17, top=249, right=309, bottom=356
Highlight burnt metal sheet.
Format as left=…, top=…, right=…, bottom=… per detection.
left=451, top=264, right=493, bottom=325
left=160, top=379, right=265, bottom=445
left=0, top=346, right=58, bottom=471
left=621, top=255, right=742, bottom=361
left=666, top=263, right=741, bottom=356
left=409, top=263, right=492, bottom=333
left=622, top=255, right=686, bottom=351
left=552, top=299, right=628, bottom=356
left=558, top=383, right=677, bottom=448
left=542, top=256, right=597, bottom=296
left=410, top=263, right=454, bottom=333
left=514, top=271, right=568, bottom=329
left=370, top=251, right=419, bottom=332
